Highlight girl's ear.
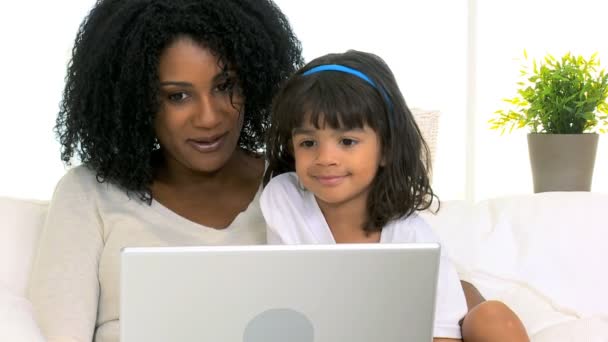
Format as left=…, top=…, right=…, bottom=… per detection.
left=378, top=138, right=386, bottom=167
left=380, top=156, right=386, bottom=167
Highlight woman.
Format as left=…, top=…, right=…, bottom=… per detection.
left=29, top=0, right=303, bottom=341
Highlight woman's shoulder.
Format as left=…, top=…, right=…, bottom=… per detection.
left=53, top=165, right=125, bottom=202
left=54, top=165, right=98, bottom=192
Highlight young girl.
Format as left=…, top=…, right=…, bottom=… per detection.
left=261, top=50, right=528, bottom=341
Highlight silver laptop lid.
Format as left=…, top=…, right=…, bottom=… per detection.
left=121, top=243, right=440, bottom=342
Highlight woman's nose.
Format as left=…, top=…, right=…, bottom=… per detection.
left=191, top=94, right=223, bottom=129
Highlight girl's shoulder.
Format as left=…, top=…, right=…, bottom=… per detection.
left=261, top=172, right=303, bottom=203
left=260, top=172, right=317, bottom=223
left=383, top=213, right=440, bottom=244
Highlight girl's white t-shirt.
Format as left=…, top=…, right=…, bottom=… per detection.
left=260, top=172, right=467, bottom=339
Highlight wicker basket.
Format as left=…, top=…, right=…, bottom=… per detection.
left=410, top=108, right=440, bottom=168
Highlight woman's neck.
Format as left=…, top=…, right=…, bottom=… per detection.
left=151, top=149, right=264, bottom=228
left=154, top=149, right=256, bottom=192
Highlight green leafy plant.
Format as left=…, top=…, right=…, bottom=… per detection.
left=491, top=51, right=608, bottom=134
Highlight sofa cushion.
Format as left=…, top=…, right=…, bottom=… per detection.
left=0, top=197, right=48, bottom=296
left=472, top=192, right=608, bottom=317
left=0, top=285, right=44, bottom=342
left=532, top=317, right=608, bottom=342
left=425, top=192, right=608, bottom=320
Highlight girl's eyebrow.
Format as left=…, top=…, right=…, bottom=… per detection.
left=292, top=127, right=365, bottom=135
left=292, top=128, right=316, bottom=135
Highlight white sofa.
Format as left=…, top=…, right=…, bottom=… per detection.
left=1, top=193, right=607, bottom=341
left=1, top=197, right=46, bottom=341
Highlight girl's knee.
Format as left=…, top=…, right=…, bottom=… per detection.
left=472, top=300, right=513, bottom=319
left=462, top=300, right=529, bottom=342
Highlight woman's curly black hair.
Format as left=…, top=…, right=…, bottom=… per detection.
left=56, top=0, right=303, bottom=201
left=265, top=50, right=437, bottom=234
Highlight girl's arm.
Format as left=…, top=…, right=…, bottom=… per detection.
left=28, top=170, right=103, bottom=342
left=429, top=284, right=475, bottom=341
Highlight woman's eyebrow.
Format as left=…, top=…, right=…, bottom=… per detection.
left=159, top=69, right=237, bottom=88
left=159, top=81, right=193, bottom=88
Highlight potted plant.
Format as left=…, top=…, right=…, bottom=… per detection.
left=491, top=51, right=608, bottom=192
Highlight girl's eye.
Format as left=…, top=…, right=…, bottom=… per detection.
left=168, top=92, right=189, bottom=102
left=340, top=138, right=358, bottom=147
left=299, top=140, right=316, bottom=148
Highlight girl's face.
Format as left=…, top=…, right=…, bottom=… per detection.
left=292, top=115, right=383, bottom=209
left=155, top=37, right=244, bottom=175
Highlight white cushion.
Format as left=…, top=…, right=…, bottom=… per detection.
left=471, top=192, right=608, bottom=317
left=425, top=192, right=608, bottom=340
left=532, top=317, right=608, bottom=342
left=0, top=285, right=44, bottom=342
left=0, top=197, right=48, bottom=296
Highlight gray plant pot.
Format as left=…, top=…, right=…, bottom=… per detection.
left=527, top=133, right=599, bottom=193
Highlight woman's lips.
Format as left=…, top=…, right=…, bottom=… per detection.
left=187, top=133, right=226, bottom=153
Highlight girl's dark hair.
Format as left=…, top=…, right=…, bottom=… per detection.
left=265, top=50, right=437, bottom=233
left=56, top=0, right=303, bottom=201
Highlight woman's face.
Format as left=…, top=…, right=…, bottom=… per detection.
left=155, top=37, right=244, bottom=175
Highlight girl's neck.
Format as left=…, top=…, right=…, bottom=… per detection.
left=316, top=195, right=381, bottom=243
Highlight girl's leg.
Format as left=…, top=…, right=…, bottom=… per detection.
left=461, top=281, right=485, bottom=310
left=460, top=281, right=530, bottom=342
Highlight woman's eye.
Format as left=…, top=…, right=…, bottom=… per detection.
left=340, top=138, right=358, bottom=147
left=216, top=80, right=235, bottom=92
left=168, top=92, right=189, bottom=102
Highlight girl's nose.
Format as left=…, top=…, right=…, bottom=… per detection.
left=315, top=143, right=339, bottom=166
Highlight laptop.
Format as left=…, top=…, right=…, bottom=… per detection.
left=120, top=243, right=440, bottom=342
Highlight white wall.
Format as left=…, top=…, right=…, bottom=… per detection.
left=0, top=0, right=96, bottom=199
left=1, top=0, right=606, bottom=201
left=0, top=0, right=469, bottom=200
left=277, top=0, right=469, bottom=200
left=473, top=0, right=608, bottom=200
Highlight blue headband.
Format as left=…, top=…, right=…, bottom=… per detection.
left=302, top=64, right=379, bottom=89
left=301, top=64, right=392, bottom=109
